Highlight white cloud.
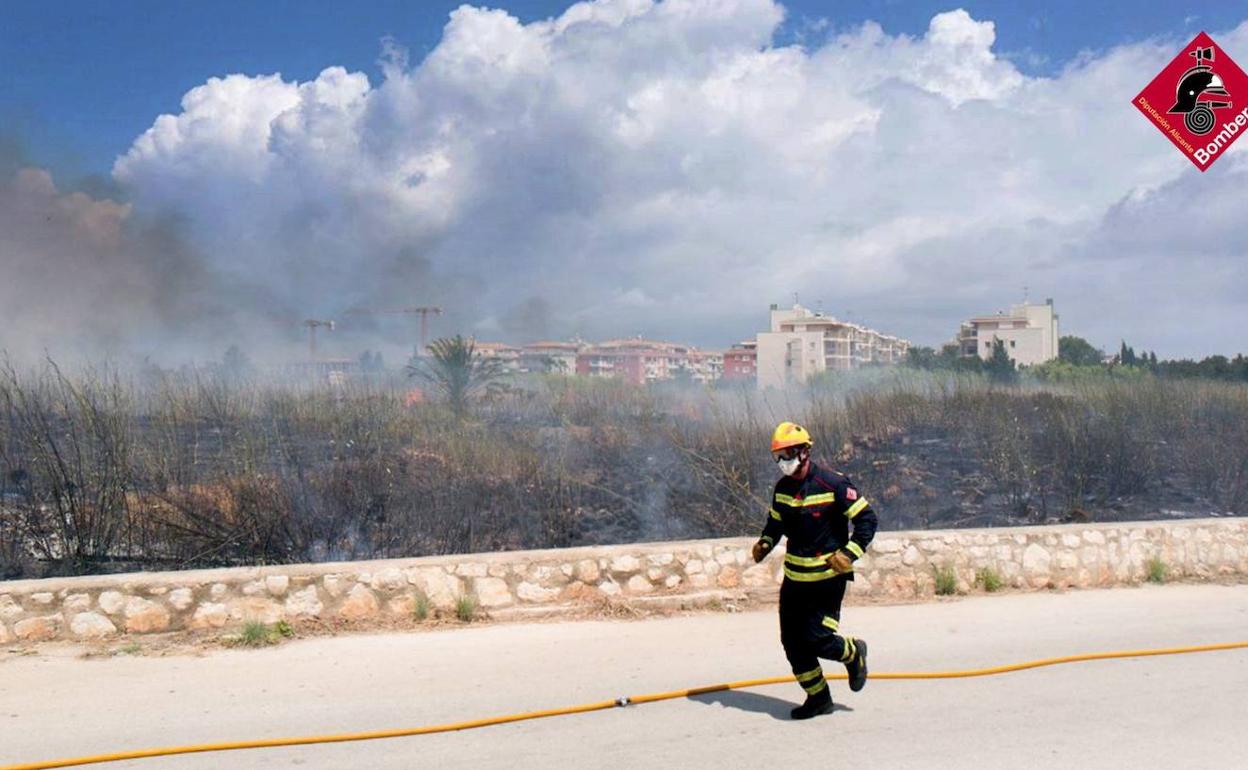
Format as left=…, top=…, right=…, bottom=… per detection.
left=108, top=2, right=1248, bottom=357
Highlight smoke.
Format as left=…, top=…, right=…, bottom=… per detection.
left=0, top=158, right=293, bottom=364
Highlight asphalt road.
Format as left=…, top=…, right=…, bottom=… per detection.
left=3, top=583, right=1247, bottom=770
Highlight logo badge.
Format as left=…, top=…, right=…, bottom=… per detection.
left=1133, top=32, right=1248, bottom=171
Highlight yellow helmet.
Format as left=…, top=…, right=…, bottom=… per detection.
left=771, top=421, right=812, bottom=452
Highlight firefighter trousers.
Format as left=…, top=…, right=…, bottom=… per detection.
left=778, top=574, right=859, bottom=697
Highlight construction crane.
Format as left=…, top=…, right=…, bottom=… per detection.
left=343, top=306, right=443, bottom=354
left=302, top=319, right=335, bottom=359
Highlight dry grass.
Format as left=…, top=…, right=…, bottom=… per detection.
left=2, top=360, right=1247, bottom=580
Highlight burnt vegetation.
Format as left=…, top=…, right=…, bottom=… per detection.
left=2, top=354, right=1247, bottom=580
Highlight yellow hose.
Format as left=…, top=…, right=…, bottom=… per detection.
left=5, top=640, right=1246, bottom=770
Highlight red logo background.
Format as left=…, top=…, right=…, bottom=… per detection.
left=1133, top=32, right=1248, bottom=172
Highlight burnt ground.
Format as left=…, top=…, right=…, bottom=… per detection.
left=5, top=384, right=1247, bottom=581
left=828, top=427, right=1238, bottom=532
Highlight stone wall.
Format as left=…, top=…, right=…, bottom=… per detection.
left=2, top=518, right=1245, bottom=644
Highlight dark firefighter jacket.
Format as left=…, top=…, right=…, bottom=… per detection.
left=759, top=461, right=879, bottom=582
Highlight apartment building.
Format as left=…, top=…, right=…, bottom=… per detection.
left=958, top=299, right=1059, bottom=366
left=722, top=341, right=758, bottom=382
left=755, top=304, right=911, bottom=389
left=473, top=342, right=524, bottom=373
left=684, top=349, right=725, bottom=384
left=520, top=341, right=581, bottom=374
left=574, top=338, right=726, bottom=385
left=576, top=339, right=679, bottom=385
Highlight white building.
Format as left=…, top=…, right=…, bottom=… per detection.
left=958, top=299, right=1059, bottom=366
left=474, top=342, right=524, bottom=373
left=682, top=349, right=725, bottom=384
left=520, top=341, right=582, bottom=374
left=755, top=304, right=911, bottom=389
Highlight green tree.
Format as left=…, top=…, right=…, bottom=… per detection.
left=1119, top=341, right=1138, bottom=367
left=406, top=336, right=506, bottom=418
left=1204, top=354, right=1232, bottom=379
left=905, top=346, right=939, bottom=369
left=1058, top=335, right=1102, bottom=367
left=1233, top=354, right=1248, bottom=381
left=940, top=343, right=967, bottom=369
left=905, top=344, right=971, bottom=371
left=985, top=338, right=1017, bottom=384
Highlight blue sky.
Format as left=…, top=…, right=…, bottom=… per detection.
left=2, top=0, right=1236, bottom=181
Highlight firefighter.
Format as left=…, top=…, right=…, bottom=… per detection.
left=752, top=421, right=878, bottom=719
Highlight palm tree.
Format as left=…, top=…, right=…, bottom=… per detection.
left=406, top=335, right=506, bottom=418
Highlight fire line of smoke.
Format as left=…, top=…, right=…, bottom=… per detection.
left=0, top=149, right=551, bottom=367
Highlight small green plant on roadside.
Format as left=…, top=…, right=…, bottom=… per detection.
left=238, top=621, right=274, bottom=647
left=975, top=567, right=1003, bottom=593
left=934, top=565, right=958, bottom=596
left=455, top=594, right=479, bottom=623
left=413, top=594, right=430, bottom=622
left=1146, top=556, right=1167, bottom=584
left=116, top=642, right=141, bottom=656
left=230, top=620, right=292, bottom=648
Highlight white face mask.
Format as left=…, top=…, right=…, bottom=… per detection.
left=776, top=456, right=801, bottom=476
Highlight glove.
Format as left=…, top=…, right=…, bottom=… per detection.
left=825, top=549, right=854, bottom=574
left=752, top=540, right=772, bottom=563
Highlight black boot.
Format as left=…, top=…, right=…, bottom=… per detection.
left=789, top=686, right=834, bottom=719
left=845, top=638, right=869, bottom=692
